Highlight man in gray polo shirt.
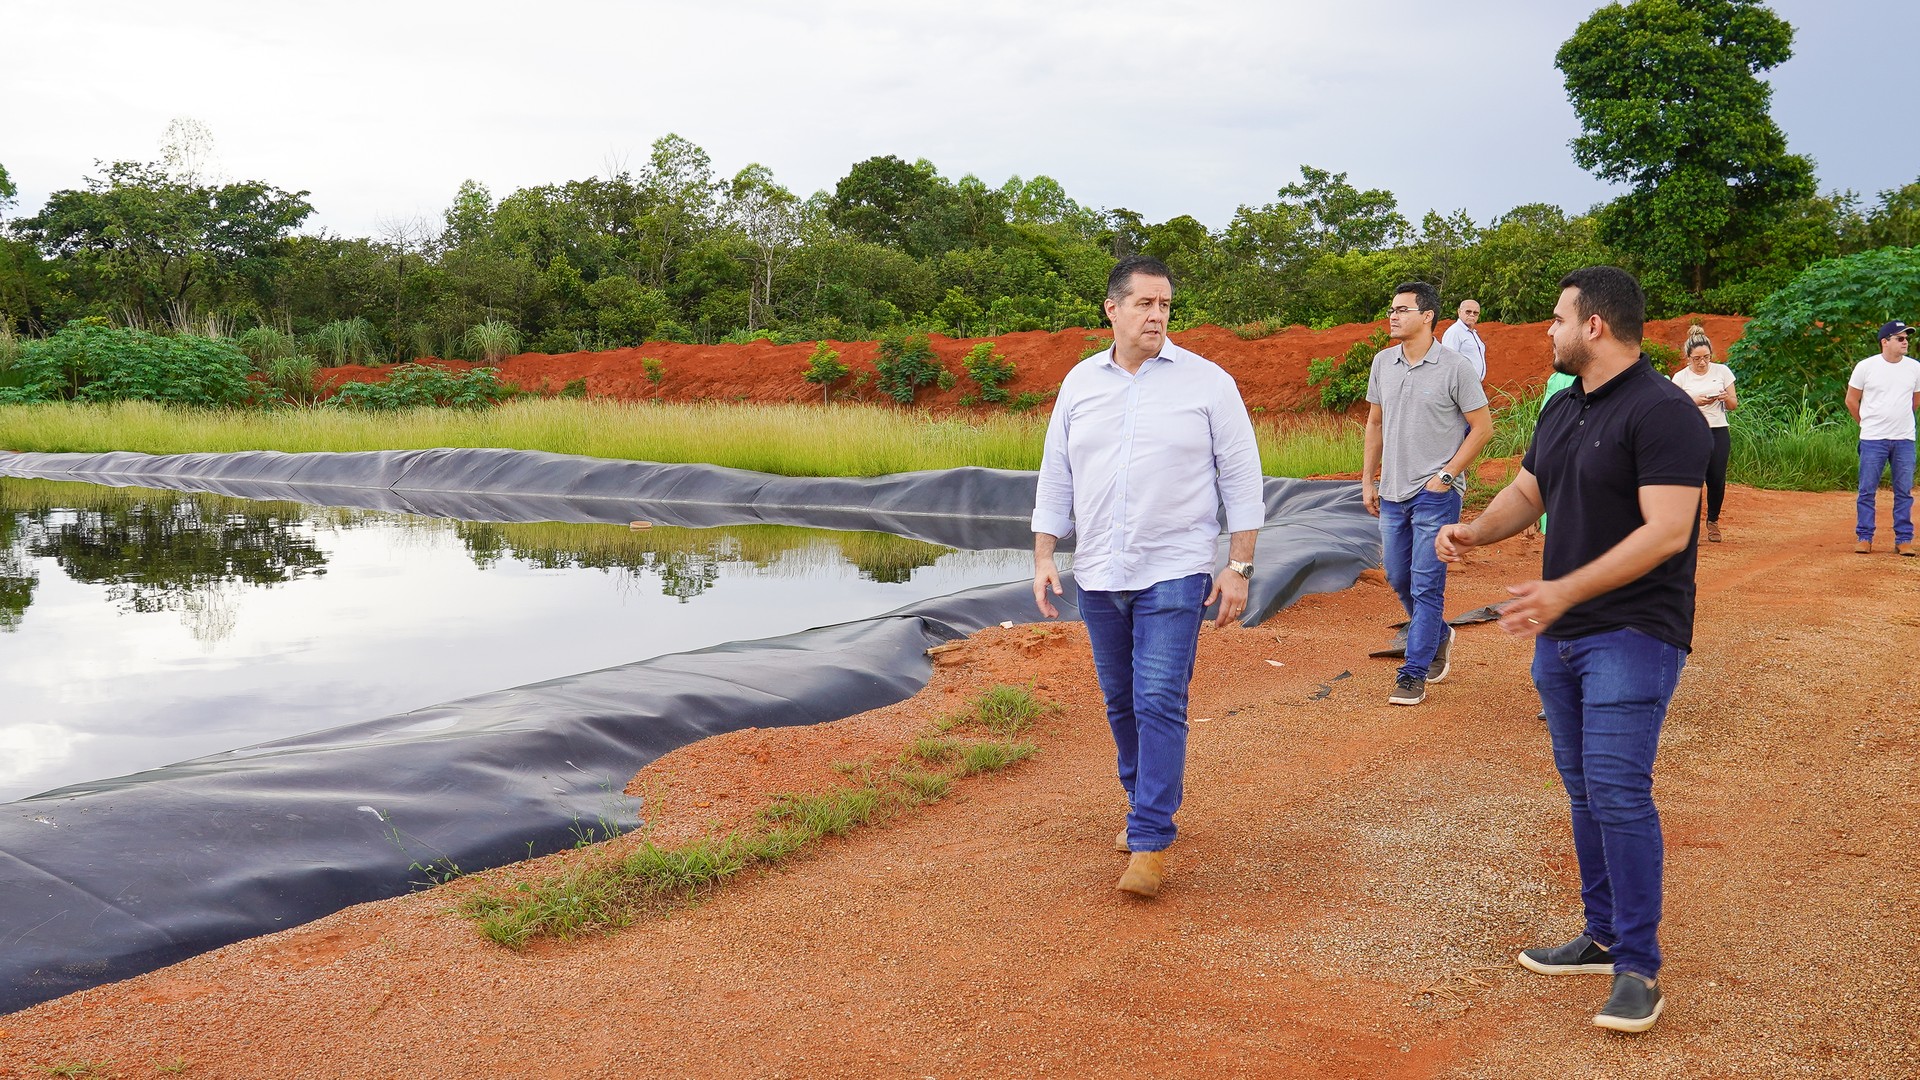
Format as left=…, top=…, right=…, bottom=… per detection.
left=1362, top=281, right=1492, bottom=705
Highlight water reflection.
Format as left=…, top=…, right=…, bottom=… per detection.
left=0, top=478, right=1033, bottom=802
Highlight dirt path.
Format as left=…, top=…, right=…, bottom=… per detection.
left=3, top=485, right=1915, bottom=1079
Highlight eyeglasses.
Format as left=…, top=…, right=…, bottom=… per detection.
left=1894, top=334, right=1912, bottom=343
left=1386, top=306, right=1424, bottom=317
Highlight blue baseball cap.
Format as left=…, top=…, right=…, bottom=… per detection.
left=1882, top=320, right=1913, bottom=340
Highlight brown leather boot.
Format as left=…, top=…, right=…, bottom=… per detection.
left=1115, top=827, right=1130, bottom=853
left=1116, top=850, right=1166, bottom=897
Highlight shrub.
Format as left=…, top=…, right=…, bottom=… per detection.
left=801, top=341, right=848, bottom=402
left=265, top=353, right=321, bottom=404
left=0, top=324, right=254, bottom=406
left=308, top=317, right=382, bottom=366
left=1305, top=329, right=1390, bottom=410
left=961, top=342, right=1016, bottom=403
left=1005, top=389, right=1055, bottom=413
left=462, top=320, right=522, bottom=364
left=1726, top=246, right=1920, bottom=412
left=641, top=357, right=665, bottom=384
left=328, top=364, right=510, bottom=410
left=873, top=330, right=941, bottom=405
left=234, top=326, right=300, bottom=368
left=1642, top=339, right=1682, bottom=372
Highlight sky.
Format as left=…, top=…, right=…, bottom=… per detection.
left=2, top=0, right=1913, bottom=240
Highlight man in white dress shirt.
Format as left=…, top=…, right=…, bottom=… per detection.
left=1032, top=255, right=1264, bottom=899
left=1441, top=299, right=1488, bottom=381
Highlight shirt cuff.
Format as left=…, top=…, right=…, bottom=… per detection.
left=1223, top=500, right=1266, bottom=534
left=1031, top=508, right=1074, bottom=539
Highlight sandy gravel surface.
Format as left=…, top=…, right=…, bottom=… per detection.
left=2, top=484, right=1914, bottom=1079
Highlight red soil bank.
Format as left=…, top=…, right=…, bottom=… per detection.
left=320, top=314, right=1750, bottom=415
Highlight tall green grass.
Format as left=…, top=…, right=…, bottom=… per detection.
left=0, top=396, right=1857, bottom=489
left=0, top=400, right=1366, bottom=478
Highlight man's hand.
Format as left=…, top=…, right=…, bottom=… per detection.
left=1361, top=481, right=1380, bottom=517
left=1033, top=559, right=1063, bottom=618
left=1435, top=522, right=1477, bottom=563
left=1205, top=569, right=1249, bottom=628
left=1423, top=474, right=1451, bottom=494
left=1497, top=578, right=1576, bottom=637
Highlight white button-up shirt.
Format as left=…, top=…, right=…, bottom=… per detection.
left=1031, top=338, right=1265, bottom=592
left=1440, top=319, right=1487, bottom=380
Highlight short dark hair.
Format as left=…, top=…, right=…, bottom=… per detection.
left=1393, top=281, right=1439, bottom=331
left=1107, top=255, right=1173, bottom=307
left=1557, top=266, right=1645, bottom=344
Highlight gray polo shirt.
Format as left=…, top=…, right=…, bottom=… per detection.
left=1365, top=341, right=1488, bottom=502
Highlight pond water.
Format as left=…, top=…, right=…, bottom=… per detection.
left=0, top=478, right=1037, bottom=803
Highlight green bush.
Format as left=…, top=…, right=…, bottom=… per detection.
left=0, top=324, right=254, bottom=406
left=961, top=342, right=1016, bottom=403
left=641, top=357, right=665, bottom=384
left=265, top=353, right=321, bottom=404
left=873, top=330, right=941, bottom=405
left=308, top=317, right=382, bottom=366
left=801, top=341, right=848, bottom=402
left=234, top=326, right=300, bottom=368
left=327, top=364, right=510, bottom=410
left=462, top=320, right=522, bottom=364
left=1305, top=329, right=1390, bottom=410
left=1727, top=246, right=1920, bottom=412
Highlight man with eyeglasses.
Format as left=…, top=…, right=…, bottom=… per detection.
left=1361, top=281, right=1492, bottom=706
left=1440, top=299, right=1488, bottom=381
left=1846, top=321, right=1920, bottom=555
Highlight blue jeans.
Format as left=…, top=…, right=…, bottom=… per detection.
left=1532, top=628, right=1684, bottom=981
left=1856, top=439, right=1915, bottom=544
left=1379, top=488, right=1461, bottom=680
left=1079, top=573, right=1210, bottom=853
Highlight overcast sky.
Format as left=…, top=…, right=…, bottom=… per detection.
left=3, top=0, right=1913, bottom=240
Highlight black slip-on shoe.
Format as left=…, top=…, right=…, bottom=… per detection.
left=1594, top=972, right=1664, bottom=1033
left=1517, top=934, right=1616, bottom=976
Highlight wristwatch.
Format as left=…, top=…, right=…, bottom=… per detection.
left=1437, top=471, right=1456, bottom=489
left=1226, top=560, right=1253, bottom=580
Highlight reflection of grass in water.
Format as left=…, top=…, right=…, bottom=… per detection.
left=454, top=519, right=957, bottom=585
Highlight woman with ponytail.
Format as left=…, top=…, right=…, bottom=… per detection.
left=1670, top=325, right=1737, bottom=541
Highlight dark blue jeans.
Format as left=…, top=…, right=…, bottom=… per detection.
left=1856, top=439, right=1915, bottom=544
left=1079, top=572, right=1210, bottom=853
left=1532, top=628, right=1685, bottom=981
left=1379, top=488, right=1461, bottom=680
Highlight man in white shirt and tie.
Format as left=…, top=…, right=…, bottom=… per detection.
left=1441, top=299, right=1488, bottom=382
left=1032, top=255, right=1264, bottom=900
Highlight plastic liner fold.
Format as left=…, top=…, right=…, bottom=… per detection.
left=0, top=449, right=1379, bottom=1014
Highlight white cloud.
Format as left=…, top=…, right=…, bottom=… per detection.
left=2, top=0, right=1913, bottom=237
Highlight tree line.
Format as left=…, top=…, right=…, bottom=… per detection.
left=0, top=0, right=1915, bottom=367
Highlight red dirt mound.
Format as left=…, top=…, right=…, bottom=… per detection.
left=319, top=314, right=1749, bottom=415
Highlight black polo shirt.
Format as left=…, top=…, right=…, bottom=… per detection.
left=1522, top=356, right=1712, bottom=650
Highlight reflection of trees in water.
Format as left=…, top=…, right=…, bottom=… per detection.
left=0, top=512, right=38, bottom=632
left=0, top=480, right=331, bottom=640
left=453, top=521, right=951, bottom=602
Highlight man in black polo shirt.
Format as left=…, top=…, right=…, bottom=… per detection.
left=1436, top=266, right=1709, bottom=1034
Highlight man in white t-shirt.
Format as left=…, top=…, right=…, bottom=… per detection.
left=1440, top=299, right=1487, bottom=381
left=1845, top=320, right=1920, bottom=555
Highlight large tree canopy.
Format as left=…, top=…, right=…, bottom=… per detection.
left=17, top=162, right=312, bottom=320
left=1557, top=0, right=1815, bottom=298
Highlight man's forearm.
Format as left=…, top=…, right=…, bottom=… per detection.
left=1034, top=532, right=1058, bottom=565
left=1465, top=481, right=1544, bottom=547
left=1227, top=529, right=1256, bottom=563
left=1550, top=521, right=1689, bottom=611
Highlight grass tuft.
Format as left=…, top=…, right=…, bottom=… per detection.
left=957, top=740, right=1038, bottom=776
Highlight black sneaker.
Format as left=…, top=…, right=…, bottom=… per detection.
left=1516, top=934, right=1615, bottom=976
left=1594, top=972, right=1664, bottom=1033
left=1428, top=626, right=1457, bottom=684
left=1387, top=674, right=1426, bottom=706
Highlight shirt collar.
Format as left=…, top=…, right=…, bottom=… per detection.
left=1099, top=336, right=1186, bottom=371
left=1572, top=355, right=1654, bottom=403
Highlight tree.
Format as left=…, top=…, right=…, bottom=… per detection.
left=16, top=161, right=313, bottom=321
left=1725, top=246, right=1920, bottom=409
left=827, top=155, right=965, bottom=258
left=1557, top=0, right=1816, bottom=298
left=725, top=163, right=799, bottom=330
left=0, top=161, right=16, bottom=216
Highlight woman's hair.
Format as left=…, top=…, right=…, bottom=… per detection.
left=1683, top=324, right=1712, bottom=358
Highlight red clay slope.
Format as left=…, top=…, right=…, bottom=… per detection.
left=321, top=315, right=1749, bottom=414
